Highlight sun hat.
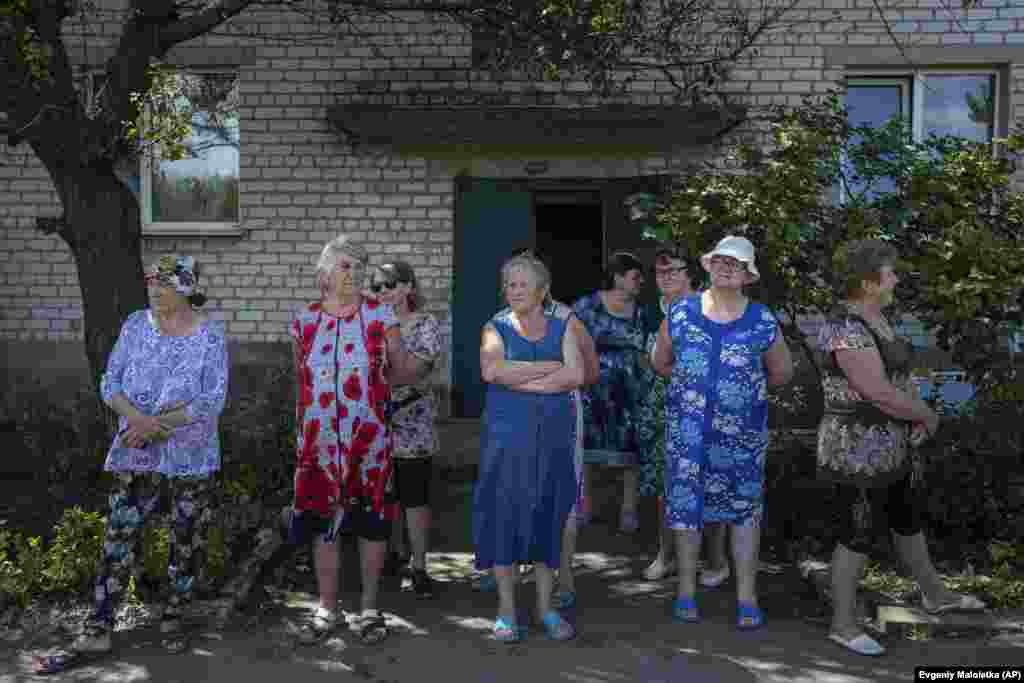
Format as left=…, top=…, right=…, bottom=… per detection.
left=701, top=235, right=759, bottom=281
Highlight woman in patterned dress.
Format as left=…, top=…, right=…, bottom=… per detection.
left=289, top=236, right=420, bottom=645
left=652, top=236, right=793, bottom=629
left=371, top=261, right=443, bottom=598
left=817, top=239, right=985, bottom=656
left=34, top=255, right=228, bottom=673
left=573, top=252, right=653, bottom=534
left=475, top=253, right=585, bottom=642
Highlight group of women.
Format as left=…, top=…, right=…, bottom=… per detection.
left=34, top=233, right=985, bottom=673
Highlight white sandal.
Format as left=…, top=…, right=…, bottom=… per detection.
left=828, top=632, right=885, bottom=656
left=921, top=592, right=987, bottom=614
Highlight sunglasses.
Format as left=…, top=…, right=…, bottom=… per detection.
left=144, top=273, right=174, bottom=287
left=370, top=280, right=400, bottom=293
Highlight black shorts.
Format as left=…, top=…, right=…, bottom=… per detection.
left=830, top=474, right=925, bottom=555
left=331, top=500, right=391, bottom=542
left=393, top=458, right=432, bottom=508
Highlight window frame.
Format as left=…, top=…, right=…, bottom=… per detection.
left=140, top=67, right=243, bottom=237
left=842, top=67, right=1003, bottom=205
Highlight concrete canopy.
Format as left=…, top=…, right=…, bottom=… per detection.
left=326, top=103, right=746, bottom=158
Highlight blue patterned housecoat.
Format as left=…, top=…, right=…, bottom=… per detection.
left=664, top=295, right=779, bottom=530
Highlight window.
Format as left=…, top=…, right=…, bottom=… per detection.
left=843, top=70, right=999, bottom=202
left=138, top=70, right=241, bottom=236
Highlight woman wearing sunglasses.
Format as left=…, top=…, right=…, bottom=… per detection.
left=35, top=255, right=228, bottom=673
left=369, top=261, right=444, bottom=599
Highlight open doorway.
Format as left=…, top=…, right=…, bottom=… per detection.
left=534, top=194, right=604, bottom=307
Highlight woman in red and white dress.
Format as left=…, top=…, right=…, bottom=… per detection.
left=289, top=235, right=419, bottom=645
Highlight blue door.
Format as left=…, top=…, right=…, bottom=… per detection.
left=452, top=178, right=533, bottom=417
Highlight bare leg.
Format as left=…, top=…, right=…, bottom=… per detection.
left=558, top=520, right=578, bottom=594
left=405, top=506, right=432, bottom=571
left=534, top=564, right=556, bottom=617
left=891, top=531, right=949, bottom=604
left=830, top=543, right=868, bottom=638
left=494, top=565, right=518, bottom=622
left=705, top=523, right=728, bottom=572
left=643, top=497, right=676, bottom=579
left=358, top=538, right=387, bottom=613
left=314, top=537, right=341, bottom=612
left=621, top=467, right=639, bottom=522
left=731, top=524, right=761, bottom=607
left=674, top=528, right=702, bottom=599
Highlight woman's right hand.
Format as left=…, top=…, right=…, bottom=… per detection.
left=121, top=414, right=163, bottom=448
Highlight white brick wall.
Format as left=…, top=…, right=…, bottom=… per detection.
left=2, top=0, right=1023, bottom=360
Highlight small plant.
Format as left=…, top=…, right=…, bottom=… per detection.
left=0, top=525, right=46, bottom=607
left=39, top=507, right=105, bottom=595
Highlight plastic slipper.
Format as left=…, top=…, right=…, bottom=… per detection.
left=921, top=593, right=987, bottom=615
left=493, top=617, right=522, bottom=643
left=297, top=606, right=338, bottom=645
left=828, top=632, right=885, bottom=656
left=541, top=611, right=576, bottom=641
left=737, top=603, right=765, bottom=630
left=32, top=651, right=107, bottom=675
left=672, top=597, right=700, bottom=624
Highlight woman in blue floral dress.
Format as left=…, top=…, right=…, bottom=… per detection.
left=573, top=252, right=653, bottom=533
left=652, top=236, right=793, bottom=630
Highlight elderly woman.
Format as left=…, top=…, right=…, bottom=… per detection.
left=34, top=255, right=228, bottom=674
left=369, top=261, right=443, bottom=599
left=289, top=236, right=419, bottom=645
left=638, top=245, right=728, bottom=585
left=652, top=236, right=793, bottom=630
left=573, top=252, right=653, bottom=534
left=818, top=239, right=986, bottom=656
left=475, top=252, right=585, bottom=642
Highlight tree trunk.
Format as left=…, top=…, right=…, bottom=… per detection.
left=36, top=151, right=148, bottom=397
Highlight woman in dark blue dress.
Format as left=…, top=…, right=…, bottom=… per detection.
left=474, top=253, right=585, bottom=643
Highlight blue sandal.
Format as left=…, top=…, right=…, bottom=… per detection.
left=672, top=597, right=701, bottom=623
left=541, top=611, right=576, bottom=641
left=493, top=617, right=524, bottom=643
left=737, top=603, right=765, bottom=630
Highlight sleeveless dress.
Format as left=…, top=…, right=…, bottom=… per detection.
left=473, top=312, right=578, bottom=570
left=664, top=295, right=778, bottom=530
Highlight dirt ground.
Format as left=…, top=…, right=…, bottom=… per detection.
left=3, top=469, right=1024, bottom=683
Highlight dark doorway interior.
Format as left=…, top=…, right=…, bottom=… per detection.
left=534, top=200, right=604, bottom=307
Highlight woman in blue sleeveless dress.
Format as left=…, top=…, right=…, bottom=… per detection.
left=474, top=253, right=585, bottom=643
left=652, top=236, right=793, bottom=630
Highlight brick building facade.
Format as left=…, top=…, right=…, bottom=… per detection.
left=2, top=1, right=1023, bottom=415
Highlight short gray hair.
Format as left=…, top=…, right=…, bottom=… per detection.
left=317, top=234, right=368, bottom=273
left=501, top=253, right=551, bottom=293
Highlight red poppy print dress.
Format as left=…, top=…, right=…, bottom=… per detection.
left=289, top=299, right=398, bottom=542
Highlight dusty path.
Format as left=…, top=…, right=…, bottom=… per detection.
left=4, top=476, right=1023, bottom=682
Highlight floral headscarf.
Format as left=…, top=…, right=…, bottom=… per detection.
left=151, top=255, right=207, bottom=306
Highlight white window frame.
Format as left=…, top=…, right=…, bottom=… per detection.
left=140, top=68, right=243, bottom=237
left=842, top=68, right=1001, bottom=205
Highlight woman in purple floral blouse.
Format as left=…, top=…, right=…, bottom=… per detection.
left=35, top=255, right=228, bottom=674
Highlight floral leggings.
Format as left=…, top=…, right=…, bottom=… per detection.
left=88, top=471, right=214, bottom=630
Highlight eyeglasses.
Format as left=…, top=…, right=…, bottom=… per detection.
left=655, top=266, right=687, bottom=278
left=709, top=256, right=747, bottom=273
left=370, top=280, right=399, bottom=293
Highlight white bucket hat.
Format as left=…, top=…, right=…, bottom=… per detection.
left=701, top=235, right=760, bottom=281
